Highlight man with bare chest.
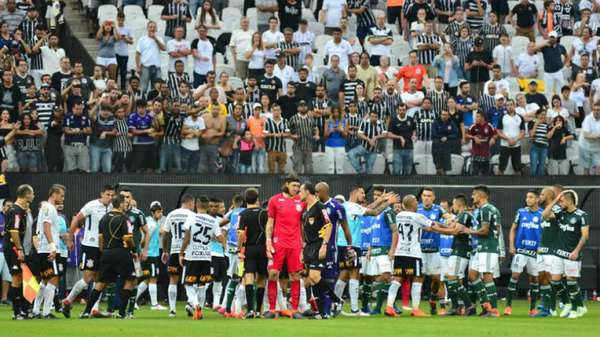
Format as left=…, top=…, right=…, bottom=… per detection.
left=200, top=105, right=226, bottom=173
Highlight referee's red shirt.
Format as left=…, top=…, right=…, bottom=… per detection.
left=267, top=193, right=305, bottom=249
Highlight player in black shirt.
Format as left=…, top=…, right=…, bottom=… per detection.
left=3, top=184, right=34, bottom=320
left=238, top=188, right=268, bottom=318
left=299, top=182, right=333, bottom=318
left=80, top=194, right=136, bottom=319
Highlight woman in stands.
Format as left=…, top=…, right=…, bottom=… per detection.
left=0, top=110, right=16, bottom=172
left=218, top=71, right=234, bottom=104
left=246, top=32, right=266, bottom=79
left=324, top=105, right=348, bottom=174
left=196, top=0, right=222, bottom=37
left=95, top=20, right=120, bottom=81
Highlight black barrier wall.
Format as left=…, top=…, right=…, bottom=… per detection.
left=4, top=174, right=599, bottom=290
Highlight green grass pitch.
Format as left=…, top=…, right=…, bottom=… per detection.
left=0, top=301, right=598, bottom=337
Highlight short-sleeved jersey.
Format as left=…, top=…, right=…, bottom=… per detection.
left=2, top=204, right=28, bottom=251
left=184, top=213, right=221, bottom=261
left=323, top=198, right=345, bottom=255
left=554, top=208, right=589, bottom=260
left=162, top=208, right=196, bottom=254
left=475, top=203, right=501, bottom=254
left=267, top=193, right=305, bottom=249
left=210, top=215, right=225, bottom=257
left=302, top=202, right=331, bottom=244
left=538, top=204, right=561, bottom=255
left=417, top=203, right=445, bottom=252
left=513, top=207, right=543, bottom=256
left=225, top=207, right=245, bottom=247
left=452, top=211, right=474, bottom=258
left=36, top=201, right=61, bottom=254
left=145, top=216, right=162, bottom=257
left=239, top=207, right=268, bottom=246
left=439, top=216, right=454, bottom=258
left=99, top=211, right=132, bottom=250
left=394, top=211, right=433, bottom=258
left=79, top=199, right=112, bottom=248
left=58, top=215, right=68, bottom=257
left=370, top=208, right=395, bottom=252
left=339, top=201, right=367, bottom=248
left=127, top=207, right=146, bottom=253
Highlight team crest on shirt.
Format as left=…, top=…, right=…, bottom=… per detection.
left=416, top=69, right=422, bottom=75
left=86, top=259, right=94, bottom=268
left=430, top=214, right=437, bottom=220
left=308, top=217, right=315, bottom=225
left=447, top=125, right=452, bottom=130
left=296, top=205, right=302, bottom=212
left=570, top=218, right=577, bottom=224
left=533, top=216, right=539, bottom=223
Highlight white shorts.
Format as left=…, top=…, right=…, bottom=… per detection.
left=133, top=260, right=142, bottom=278
left=359, top=256, right=368, bottom=275
left=0, top=254, right=12, bottom=282
left=226, top=250, right=240, bottom=277
left=447, top=255, right=469, bottom=279
left=551, top=257, right=581, bottom=278
left=365, top=254, right=393, bottom=276
left=96, top=56, right=117, bottom=67
left=422, top=252, right=441, bottom=276
left=537, top=254, right=555, bottom=273
left=475, top=252, right=499, bottom=275
left=510, top=253, right=539, bottom=276
left=439, top=256, right=449, bottom=281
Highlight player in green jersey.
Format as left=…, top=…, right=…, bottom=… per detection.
left=465, top=185, right=501, bottom=317
left=542, top=190, right=589, bottom=319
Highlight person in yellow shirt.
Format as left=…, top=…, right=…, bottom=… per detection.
left=356, top=52, right=378, bottom=99
left=206, top=87, right=228, bottom=116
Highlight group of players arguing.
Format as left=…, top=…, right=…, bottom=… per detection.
left=1, top=177, right=590, bottom=320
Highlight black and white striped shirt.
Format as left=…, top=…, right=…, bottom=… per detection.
left=311, top=97, right=331, bottom=135
left=245, top=86, right=261, bottom=104
left=277, top=40, right=301, bottom=71
left=478, top=93, right=496, bottom=116
left=478, top=23, right=507, bottom=53
left=18, top=17, right=43, bottom=45
left=383, top=91, right=402, bottom=121
left=288, top=113, right=316, bottom=152
left=369, top=99, right=388, bottom=122
left=342, top=79, right=364, bottom=105
left=347, top=0, right=376, bottom=28
left=228, top=101, right=253, bottom=119
left=427, top=89, right=450, bottom=116
left=416, top=33, right=442, bottom=66
left=465, top=0, right=487, bottom=32
left=346, top=112, right=363, bottom=145
left=167, top=72, right=190, bottom=99
left=162, top=112, right=184, bottom=144
left=113, top=118, right=133, bottom=152
left=531, top=122, right=550, bottom=147
left=452, top=37, right=474, bottom=67
left=356, top=98, right=369, bottom=120
left=435, top=0, right=461, bottom=24
left=444, top=20, right=469, bottom=44
left=161, top=2, right=192, bottom=38
left=34, top=98, right=56, bottom=129
left=28, top=36, right=43, bottom=71
left=265, top=117, right=289, bottom=152
left=174, top=93, right=194, bottom=106
left=358, top=119, right=386, bottom=152
left=414, top=109, right=437, bottom=141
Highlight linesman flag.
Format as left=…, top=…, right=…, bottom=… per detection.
left=21, top=262, right=40, bottom=303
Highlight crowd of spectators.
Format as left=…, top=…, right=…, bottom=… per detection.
left=1, top=0, right=600, bottom=175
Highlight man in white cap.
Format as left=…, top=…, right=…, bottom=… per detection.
left=534, top=31, right=569, bottom=97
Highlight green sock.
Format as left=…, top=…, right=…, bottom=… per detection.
left=446, top=280, right=459, bottom=309
left=374, top=282, right=389, bottom=312
left=530, top=283, right=539, bottom=310
left=225, top=279, right=239, bottom=313
left=540, top=284, right=551, bottom=310
left=484, top=282, right=498, bottom=308
left=506, top=278, right=517, bottom=307
left=550, top=280, right=564, bottom=310
left=467, top=283, right=478, bottom=305
left=457, top=282, right=472, bottom=308
left=559, top=279, right=570, bottom=305
left=361, top=281, right=372, bottom=311
left=470, top=279, right=486, bottom=305
left=105, top=284, right=115, bottom=312
left=566, top=280, right=583, bottom=310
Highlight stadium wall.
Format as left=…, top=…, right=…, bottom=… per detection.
left=4, top=173, right=599, bottom=291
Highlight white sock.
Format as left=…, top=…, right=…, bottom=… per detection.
left=299, top=279, right=307, bottom=311
left=66, top=279, right=87, bottom=303
left=136, top=282, right=148, bottom=302
left=42, top=283, right=56, bottom=316
left=276, top=284, right=287, bottom=310
left=387, top=280, right=401, bottom=308
left=235, top=285, right=245, bottom=313
left=349, top=279, right=359, bottom=312
left=197, top=286, right=207, bottom=308
left=149, top=283, right=158, bottom=306
left=168, top=284, right=178, bottom=312
left=185, top=285, right=197, bottom=307
left=411, top=282, right=423, bottom=310
left=212, top=281, right=222, bottom=308
left=334, top=280, right=346, bottom=301
left=33, top=283, right=46, bottom=314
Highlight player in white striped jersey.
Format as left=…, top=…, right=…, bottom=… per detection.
left=179, top=196, right=225, bottom=320
left=33, top=184, right=65, bottom=319
left=160, top=194, right=196, bottom=317
left=62, top=185, right=115, bottom=318
left=385, top=194, right=450, bottom=317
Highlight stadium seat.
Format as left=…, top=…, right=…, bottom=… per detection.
left=308, top=21, right=324, bottom=36
left=560, top=35, right=576, bottom=52
left=511, top=36, right=530, bottom=57
left=373, top=154, right=386, bottom=174
left=302, top=8, right=316, bottom=22
left=98, top=4, right=118, bottom=23
left=343, top=157, right=357, bottom=174
left=372, top=9, right=385, bottom=19
left=148, top=5, right=163, bottom=22
left=284, top=156, right=295, bottom=174
left=216, top=65, right=235, bottom=77
left=386, top=24, right=399, bottom=34
left=228, top=0, right=244, bottom=9
left=315, top=34, right=332, bottom=52
left=229, top=76, right=244, bottom=89
left=223, top=7, right=242, bottom=19
left=312, top=152, right=329, bottom=174
left=503, top=24, right=515, bottom=36
left=448, top=154, right=465, bottom=175
left=246, top=8, right=258, bottom=30
left=507, top=1, right=518, bottom=11
left=124, top=5, right=145, bottom=19
left=285, top=139, right=295, bottom=155
left=413, top=154, right=436, bottom=175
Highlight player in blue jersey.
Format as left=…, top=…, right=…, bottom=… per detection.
left=135, top=202, right=166, bottom=311
left=219, top=194, right=246, bottom=317
left=417, top=187, right=454, bottom=315
left=437, top=200, right=454, bottom=314
left=315, top=182, right=352, bottom=318
left=364, top=186, right=398, bottom=315
left=333, top=185, right=398, bottom=316
left=505, top=190, right=543, bottom=316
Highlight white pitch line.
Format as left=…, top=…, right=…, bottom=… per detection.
left=119, top=183, right=261, bottom=188
left=379, top=184, right=600, bottom=189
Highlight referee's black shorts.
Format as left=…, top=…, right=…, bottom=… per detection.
left=98, top=249, right=136, bottom=283
left=243, top=245, right=267, bottom=276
